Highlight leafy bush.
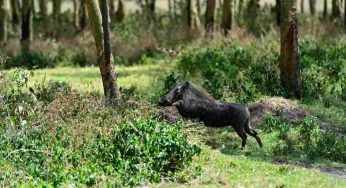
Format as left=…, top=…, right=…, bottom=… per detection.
left=5, top=51, right=56, bottom=69
left=266, top=116, right=346, bottom=163
left=70, top=52, right=93, bottom=67
left=0, top=68, right=201, bottom=187
left=34, top=81, right=72, bottom=103
left=174, top=38, right=345, bottom=103
left=176, top=45, right=281, bottom=103
left=92, top=119, right=201, bottom=186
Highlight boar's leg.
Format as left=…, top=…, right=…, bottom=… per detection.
left=234, top=126, right=247, bottom=149
left=244, top=118, right=263, bottom=147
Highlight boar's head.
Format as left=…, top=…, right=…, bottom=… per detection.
left=158, top=82, right=189, bottom=107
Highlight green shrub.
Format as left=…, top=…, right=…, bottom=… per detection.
left=34, top=81, right=72, bottom=103
left=91, top=119, right=201, bottom=186
left=70, top=52, right=92, bottom=67
left=267, top=116, right=346, bottom=163
left=5, top=51, right=55, bottom=69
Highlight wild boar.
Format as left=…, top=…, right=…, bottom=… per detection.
left=158, top=82, right=263, bottom=149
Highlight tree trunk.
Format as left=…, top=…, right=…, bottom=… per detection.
left=196, top=0, right=201, bottom=17
left=53, top=0, right=61, bottom=19
left=80, top=0, right=88, bottom=30
left=309, top=0, right=316, bottom=16
left=115, top=0, right=125, bottom=22
left=73, top=0, right=79, bottom=30
left=109, top=0, right=115, bottom=15
left=239, top=0, right=244, bottom=17
left=39, top=0, right=47, bottom=17
left=187, top=0, right=201, bottom=30
left=323, top=0, right=328, bottom=18
left=345, top=0, right=346, bottom=26
left=10, top=0, right=19, bottom=27
left=332, top=0, right=341, bottom=19
left=148, top=0, right=156, bottom=22
left=221, top=0, right=233, bottom=35
left=0, top=0, right=10, bottom=44
left=276, top=0, right=281, bottom=26
left=205, top=0, right=216, bottom=33
left=21, top=0, right=33, bottom=52
left=301, top=0, right=304, bottom=13
left=280, top=0, right=302, bottom=99
left=86, top=0, right=122, bottom=105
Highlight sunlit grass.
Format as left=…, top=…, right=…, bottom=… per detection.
left=29, top=64, right=166, bottom=92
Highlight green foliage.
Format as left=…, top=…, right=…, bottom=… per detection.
left=176, top=45, right=281, bottom=103
left=300, top=38, right=346, bottom=101
left=0, top=69, right=201, bottom=187
left=266, top=116, right=346, bottom=163
left=70, top=52, right=92, bottom=67
left=92, top=119, right=201, bottom=186
left=5, top=51, right=56, bottom=69
left=34, top=81, right=72, bottom=103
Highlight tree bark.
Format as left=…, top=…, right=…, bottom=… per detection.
left=221, top=0, right=233, bottom=35
left=73, top=0, right=79, bottom=30
left=309, top=0, right=316, bottom=16
left=21, top=0, right=33, bottom=52
left=86, top=0, right=122, bottom=105
left=301, top=0, right=304, bottom=13
left=280, top=0, right=302, bottom=99
left=331, top=0, right=341, bottom=19
left=53, top=0, right=61, bottom=19
left=0, top=0, right=9, bottom=44
left=39, top=0, right=47, bottom=17
left=80, top=0, right=88, bottom=30
left=276, top=0, right=281, bottom=26
left=323, top=0, right=328, bottom=18
left=205, top=0, right=216, bottom=33
left=10, top=0, right=20, bottom=27
left=239, top=0, right=244, bottom=17
left=187, top=0, right=201, bottom=30
left=115, top=0, right=125, bottom=22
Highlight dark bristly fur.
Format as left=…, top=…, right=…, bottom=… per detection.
left=158, top=82, right=263, bottom=149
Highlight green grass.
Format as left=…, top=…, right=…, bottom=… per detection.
left=29, top=64, right=166, bottom=92
left=12, top=65, right=346, bottom=187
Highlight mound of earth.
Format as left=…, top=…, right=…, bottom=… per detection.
left=249, top=97, right=310, bottom=126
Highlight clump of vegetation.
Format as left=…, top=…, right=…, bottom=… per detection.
left=264, top=116, right=346, bottom=163
left=0, top=69, right=201, bottom=187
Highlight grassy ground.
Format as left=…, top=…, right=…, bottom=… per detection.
left=29, top=64, right=166, bottom=92
left=26, top=65, right=346, bottom=187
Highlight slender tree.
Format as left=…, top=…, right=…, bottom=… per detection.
left=86, top=0, right=122, bottom=105
left=276, top=0, right=281, bottom=26
left=280, top=0, right=302, bottom=99
left=345, top=0, right=346, bottom=26
left=221, top=0, right=233, bottom=35
left=187, top=0, right=200, bottom=30
left=332, top=0, right=341, bottom=19
left=80, top=0, right=88, bottom=30
left=0, top=0, right=10, bottom=43
left=10, top=0, right=20, bottom=27
left=238, top=0, right=244, bottom=17
left=73, top=0, right=79, bottom=30
left=53, top=0, right=62, bottom=19
left=109, top=0, right=115, bottom=15
left=115, top=0, right=125, bottom=22
left=205, top=0, right=216, bottom=33
left=21, top=0, right=33, bottom=52
left=301, top=0, right=305, bottom=13
left=323, top=0, right=328, bottom=18
left=39, top=0, right=48, bottom=17
left=309, top=0, right=316, bottom=16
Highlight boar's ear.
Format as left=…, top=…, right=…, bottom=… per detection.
left=182, top=82, right=190, bottom=89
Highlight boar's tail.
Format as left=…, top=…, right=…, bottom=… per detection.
left=244, top=117, right=263, bottom=147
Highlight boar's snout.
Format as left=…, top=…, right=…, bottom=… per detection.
left=158, top=98, right=170, bottom=106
